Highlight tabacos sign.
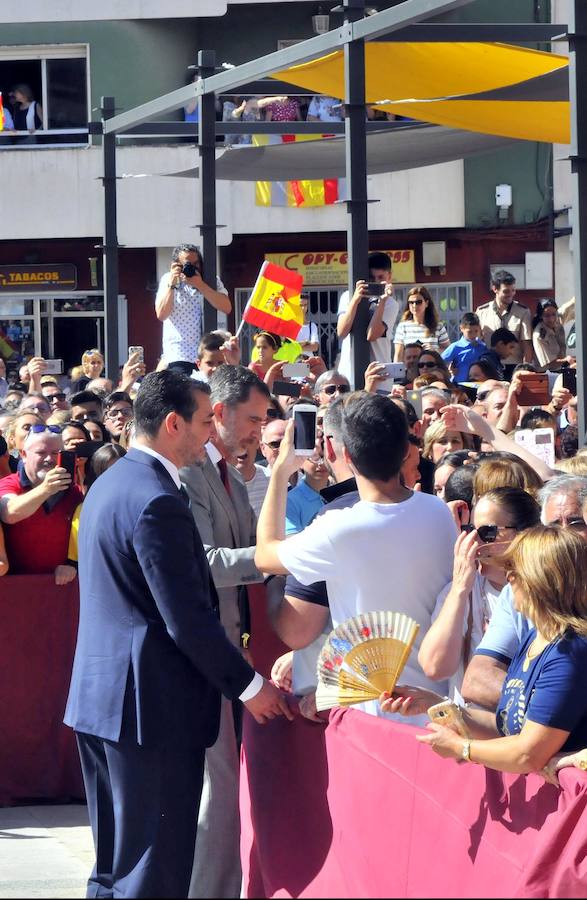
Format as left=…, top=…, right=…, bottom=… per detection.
left=265, top=250, right=415, bottom=286
left=0, top=264, right=77, bottom=292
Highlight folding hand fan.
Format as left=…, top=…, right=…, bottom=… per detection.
left=315, top=611, right=420, bottom=712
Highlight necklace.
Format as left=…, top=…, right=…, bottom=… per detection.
left=522, top=638, right=549, bottom=673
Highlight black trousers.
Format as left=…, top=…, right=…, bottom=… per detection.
left=77, top=732, right=205, bottom=899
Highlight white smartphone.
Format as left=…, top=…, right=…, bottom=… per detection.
left=128, top=345, right=144, bottom=363
left=44, top=359, right=63, bottom=375
left=381, top=362, right=406, bottom=382
left=293, top=403, right=318, bottom=456
left=283, top=362, right=309, bottom=380
left=514, top=427, right=555, bottom=470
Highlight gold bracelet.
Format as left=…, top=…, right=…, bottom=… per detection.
left=461, top=739, right=471, bottom=762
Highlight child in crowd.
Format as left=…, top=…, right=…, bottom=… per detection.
left=480, top=327, right=519, bottom=381
left=441, top=312, right=486, bottom=383
left=249, top=331, right=282, bottom=380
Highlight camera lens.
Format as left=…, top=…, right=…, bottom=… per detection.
left=182, top=262, right=199, bottom=278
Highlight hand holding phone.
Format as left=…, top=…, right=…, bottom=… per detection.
left=562, top=366, right=577, bottom=395
left=57, top=449, right=77, bottom=483
left=293, top=404, right=317, bottom=456
left=128, top=346, right=144, bottom=364
left=516, top=372, right=550, bottom=406
left=283, top=362, right=309, bottom=380
left=427, top=699, right=470, bottom=738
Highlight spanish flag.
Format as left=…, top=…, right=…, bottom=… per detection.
left=0, top=93, right=4, bottom=132
left=242, top=262, right=304, bottom=340
left=254, top=134, right=339, bottom=207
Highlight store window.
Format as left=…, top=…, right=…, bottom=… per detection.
left=0, top=45, right=89, bottom=147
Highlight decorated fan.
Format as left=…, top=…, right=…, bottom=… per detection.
left=315, top=611, right=420, bottom=712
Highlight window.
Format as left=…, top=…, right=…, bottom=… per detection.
left=0, top=44, right=89, bottom=147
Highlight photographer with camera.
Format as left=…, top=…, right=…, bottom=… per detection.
left=155, top=243, right=232, bottom=376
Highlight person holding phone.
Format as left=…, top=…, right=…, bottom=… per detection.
left=0, top=427, right=82, bottom=584
left=532, top=298, right=573, bottom=371
left=336, top=252, right=399, bottom=386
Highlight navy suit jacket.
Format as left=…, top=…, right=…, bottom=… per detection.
left=64, top=448, right=255, bottom=749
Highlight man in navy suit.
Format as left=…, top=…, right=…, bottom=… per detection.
left=64, top=370, right=292, bottom=899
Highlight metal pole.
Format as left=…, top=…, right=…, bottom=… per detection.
left=344, top=0, right=370, bottom=389
left=197, top=50, right=218, bottom=335
left=569, top=3, right=587, bottom=444
left=101, top=96, right=120, bottom=381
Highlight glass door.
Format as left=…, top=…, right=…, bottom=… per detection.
left=0, top=297, right=37, bottom=370
left=50, top=296, right=105, bottom=374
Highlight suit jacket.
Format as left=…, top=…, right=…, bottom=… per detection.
left=64, top=448, right=254, bottom=749
left=180, top=454, right=262, bottom=648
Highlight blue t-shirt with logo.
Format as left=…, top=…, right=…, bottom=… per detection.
left=496, top=628, right=587, bottom=753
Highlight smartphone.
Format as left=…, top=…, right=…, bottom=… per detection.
left=44, top=359, right=64, bottom=375
left=381, top=362, right=406, bottom=382
left=282, top=362, right=309, bottom=380
left=516, top=373, right=550, bottom=406
left=73, top=440, right=105, bottom=460
left=427, top=699, right=469, bottom=738
left=128, top=345, right=144, bottom=363
left=406, top=389, right=423, bottom=420
left=514, top=427, right=555, bottom=469
left=273, top=380, right=302, bottom=399
left=562, top=366, right=577, bottom=395
left=293, top=403, right=318, bottom=456
left=367, top=282, right=385, bottom=297
left=57, top=449, right=77, bottom=482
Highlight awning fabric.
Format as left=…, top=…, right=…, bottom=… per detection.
left=272, top=42, right=570, bottom=144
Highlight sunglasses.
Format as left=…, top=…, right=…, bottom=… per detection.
left=265, top=439, right=282, bottom=450
left=418, top=361, right=438, bottom=369
left=27, top=424, right=62, bottom=434
left=47, top=392, right=67, bottom=402
left=408, top=298, right=424, bottom=306
left=323, top=384, right=350, bottom=396
left=546, top=516, right=586, bottom=530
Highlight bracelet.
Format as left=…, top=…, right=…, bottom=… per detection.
left=461, top=739, right=471, bottom=762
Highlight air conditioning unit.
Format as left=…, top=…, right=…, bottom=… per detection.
left=312, top=14, right=330, bottom=34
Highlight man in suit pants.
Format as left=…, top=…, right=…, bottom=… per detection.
left=64, top=371, right=292, bottom=899
left=180, top=364, right=270, bottom=899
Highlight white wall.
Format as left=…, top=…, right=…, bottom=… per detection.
left=552, top=0, right=574, bottom=303
left=0, top=0, right=314, bottom=22
left=1, top=145, right=465, bottom=247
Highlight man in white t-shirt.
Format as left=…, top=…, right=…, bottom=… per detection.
left=255, top=392, right=456, bottom=723
left=336, top=252, right=399, bottom=387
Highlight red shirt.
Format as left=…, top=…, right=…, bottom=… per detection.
left=0, top=473, right=83, bottom=574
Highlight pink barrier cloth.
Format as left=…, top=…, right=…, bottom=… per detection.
left=0, top=575, right=84, bottom=806
left=241, top=707, right=587, bottom=898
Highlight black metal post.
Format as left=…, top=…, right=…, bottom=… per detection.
left=569, top=3, right=587, bottom=444
left=197, top=50, right=219, bottom=334
left=344, top=0, right=370, bottom=389
left=101, top=96, right=120, bottom=381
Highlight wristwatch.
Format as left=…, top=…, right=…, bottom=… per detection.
left=461, top=739, right=472, bottom=762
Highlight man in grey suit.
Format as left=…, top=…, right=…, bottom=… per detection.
left=180, top=364, right=271, bottom=899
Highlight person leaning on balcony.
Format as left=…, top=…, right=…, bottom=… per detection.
left=11, top=83, right=42, bottom=134
left=155, top=244, right=232, bottom=377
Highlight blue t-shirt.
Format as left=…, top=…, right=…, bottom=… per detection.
left=285, top=477, right=325, bottom=536
left=441, top=336, right=487, bottom=383
left=475, top=585, right=531, bottom=664
left=496, top=629, right=587, bottom=752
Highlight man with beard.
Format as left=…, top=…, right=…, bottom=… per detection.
left=0, top=427, right=81, bottom=583
left=180, top=364, right=271, bottom=899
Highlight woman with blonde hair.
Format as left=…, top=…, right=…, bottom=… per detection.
left=382, top=526, right=587, bottom=774
left=473, top=455, right=543, bottom=498
left=422, top=420, right=475, bottom=465
left=394, top=287, right=450, bottom=361
left=72, top=349, right=105, bottom=392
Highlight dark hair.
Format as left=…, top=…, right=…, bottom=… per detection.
left=404, top=342, right=423, bottom=352
left=468, top=358, right=501, bottom=381
left=445, top=465, right=477, bottom=507
left=560, top=425, right=579, bottom=459
left=198, top=332, right=225, bottom=358
left=70, top=390, right=104, bottom=409
left=13, top=83, right=35, bottom=102
left=520, top=409, right=557, bottom=432
left=436, top=449, right=471, bottom=469
left=104, top=390, right=133, bottom=411
left=84, top=420, right=108, bottom=441
left=254, top=331, right=282, bottom=352
left=90, top=443, right=126, bottom=480
left=267, top=394, right=285, bottom=420
left=342, top=393, right=408, bottom=481
left=479, top=486, right=541, bottom=530
left=513, top=362, right=537, bottom=374
left=490, top=328, right=518, bottom=348
left=62, top=420, right=91, bottom=441
left=491, top=269, right=516, bottom=289
left=532, top=298, right=558, bottom=331
left=368, top=252, right=392, bottom=272
left=402, top=286, right=440, bottom=336
left=391, top=397, right=418, bottom=429
left=171, top=243, right=202, bottom=265
left=134, top=370, right=210, bottom=438
left=209, top=364, right=270, bottom=406
left=460, top=312, right=480, bottom=327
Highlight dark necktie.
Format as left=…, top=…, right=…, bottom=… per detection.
left=217, top=458, right=232, bottom=496
left=179, top=485, right=191, bottom=507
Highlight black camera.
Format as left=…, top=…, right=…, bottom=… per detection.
left=182, top=262, right=200, bottom=278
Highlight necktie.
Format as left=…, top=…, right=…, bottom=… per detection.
left=179, top=485, right=191, bottom=507
left=217, top=458, right=232, bottom=496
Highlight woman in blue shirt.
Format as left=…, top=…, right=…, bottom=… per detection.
left=381, top=525, right=587, bottom=773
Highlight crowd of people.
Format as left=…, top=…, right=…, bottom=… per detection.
left=3, top=242, right=587, bottom=898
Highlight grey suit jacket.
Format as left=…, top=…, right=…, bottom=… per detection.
left=180, top=454, right=263, bottom=648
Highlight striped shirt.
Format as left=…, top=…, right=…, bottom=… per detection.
left=393, top=320, right=449, bottom=351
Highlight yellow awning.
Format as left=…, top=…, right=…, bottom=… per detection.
left=272, top=42, right=570, bottom=144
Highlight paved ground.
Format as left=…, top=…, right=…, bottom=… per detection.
left=0, top=804, right=93, bottom=898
